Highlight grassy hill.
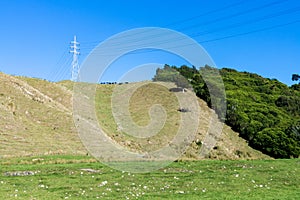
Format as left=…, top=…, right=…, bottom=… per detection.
left=0, top=72, right=268, bottom=160
left=171, top=65, right=300, bottom=158
left=0, top=72, right=86, bottom=157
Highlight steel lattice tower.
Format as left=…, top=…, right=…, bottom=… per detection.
left=70, top=35, right=80, bottom=82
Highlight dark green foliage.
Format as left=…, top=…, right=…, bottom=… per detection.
left=152, top=64, right=191, bottom=90
left=286, top=120, right=300, bottom=142
left=174, top=65, right=226, bottom=120
left=275, top=95, right=300, bottom=115
left=173, top=65, right=198, bottom=79
left=252, top=128, right=299, bottom=158
left=161, top=65, right=300, bottom=158
left=290, top=83, right=300, bottom=91
left=221, top=68, right=300, bottom=158
left=152, top=64, right=180, bottom=83
left=292, top=74, right=300, bottom=82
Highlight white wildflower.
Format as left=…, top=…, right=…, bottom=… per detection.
left=99, top=181, right=108, bottom=187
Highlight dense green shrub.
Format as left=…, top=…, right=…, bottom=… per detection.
left=164, top=65, right=300, bottom=158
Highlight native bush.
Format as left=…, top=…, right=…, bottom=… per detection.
left=162, top=65, right=300, bottom=158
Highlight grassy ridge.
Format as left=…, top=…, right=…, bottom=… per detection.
left=0, top=155, right=299, bottom=199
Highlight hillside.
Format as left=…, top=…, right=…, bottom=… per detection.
left=221, top=68, right=300, bottom=158
left=0, top=72, right=268, bottom=160
left=171, top=65, right=300, bottom=158
left=0, top=73, right=86, bottom=157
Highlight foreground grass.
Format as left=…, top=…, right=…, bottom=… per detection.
left=0, top=156, right=299, bottom=199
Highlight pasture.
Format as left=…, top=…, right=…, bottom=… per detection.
left=0, top=156, right=299, bottom=199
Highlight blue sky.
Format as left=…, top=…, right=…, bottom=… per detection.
left=0, top=0, right=300, bottom=85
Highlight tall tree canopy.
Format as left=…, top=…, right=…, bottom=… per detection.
left=292, top=74, right=300, bottom=82
left=153, top=64, right=191, bottom=91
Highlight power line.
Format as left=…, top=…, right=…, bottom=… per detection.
left=190, top=6, right=300, bottom=37
left=52, top=0, right=296, bottom=81
left=164, top=0, right=248, bottom=27
left=80, top=0, right=288, bottom=49
left=87, top=19, right=300, bottom=57
left=189, top=19, right=300, bottom=44
left=177, top=0, right=287, bottom=32
left=79, top=0, right=249, bottom=45
left=48, top=47, right=69, bottom=81
left=82, top=0, right=248, bottom=44
left=52, top=56, right=72, bottom=82
left=51, top=37, right=80, bottom=82
left=120, top=6, right=300, bottom=52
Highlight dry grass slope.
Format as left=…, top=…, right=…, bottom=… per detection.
left=0, top=73, right=86, bottom=157
left=0, top=73, right=269, bottom=160
left=95, top=82, right=269, bottom=160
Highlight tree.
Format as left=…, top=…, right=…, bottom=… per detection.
left=153, top=65, right=191, bottom=92
left=174, top=75, right=191, bottom=92
left=252, top=128, right=299, bottom=158
left=292, top=74, right=300, bottom=83
left=152, top=64, right=180, bottom=83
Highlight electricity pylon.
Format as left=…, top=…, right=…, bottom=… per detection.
left=70, top=35, right=80, bottom=82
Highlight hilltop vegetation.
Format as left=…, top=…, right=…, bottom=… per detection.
left=165, top=65, right=300, bottom=158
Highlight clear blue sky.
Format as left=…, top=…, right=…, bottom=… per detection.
left=1, top=0, right=300, bottom=85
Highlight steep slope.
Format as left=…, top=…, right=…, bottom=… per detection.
left=0, top=73, right=86, bottom=157
left=221, top=68, right=300, bottom=158
left=0, top=72, right=268, bottom=159
left=172, top=65, right=300, bottom=158
left=94, top=82, right=268, bottom=160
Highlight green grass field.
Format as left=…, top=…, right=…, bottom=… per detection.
left=0, top=156, right=299, bottom=199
